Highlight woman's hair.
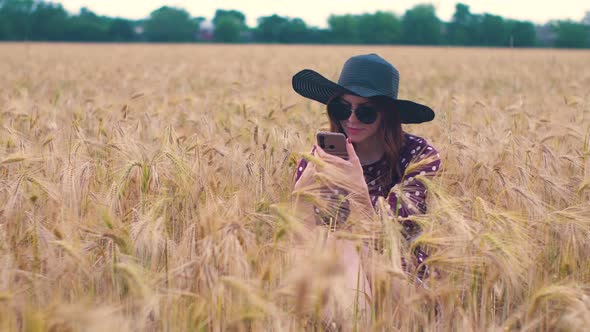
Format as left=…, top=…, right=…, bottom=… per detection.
left=328, top=95, right=405, bottom=185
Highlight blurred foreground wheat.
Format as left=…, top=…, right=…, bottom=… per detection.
left=0, top=43, right=589, bottom=331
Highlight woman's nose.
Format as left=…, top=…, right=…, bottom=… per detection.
left=347, top=108, right=360, bottom=124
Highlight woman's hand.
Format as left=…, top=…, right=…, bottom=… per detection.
left=314, top=138, right=374, bottom=215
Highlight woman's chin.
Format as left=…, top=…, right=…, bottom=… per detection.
left=348, top=135, right=367, bottom=144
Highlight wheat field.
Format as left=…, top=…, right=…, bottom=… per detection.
left=0, top=43, right=589, bottom=331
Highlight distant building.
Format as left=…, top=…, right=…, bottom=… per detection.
left=134, top=26, right=144, bottom=36
left=535, top=23, right=555, bottom=47
left=199, top=21, right=214, bottom=41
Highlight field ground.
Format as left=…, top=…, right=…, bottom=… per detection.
left=1, top=44, right=590, bottom=331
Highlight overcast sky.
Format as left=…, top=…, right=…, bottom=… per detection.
left=59, top=0, right=589, bottom=27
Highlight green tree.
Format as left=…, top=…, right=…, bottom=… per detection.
left=65, top=7, right=110, bottom=42
left=144, top=6, right=197, bottom=42
left=213, top=10, right=245, bottom=26
left=448, top=3, right=473, bottom=45
left=402, top=4, right=442, bottom=45
left=357, top=11, right=401, bottom=44
left=328, top=14, right=359, bottom=43
left=214, top=16, right=242, bottom=42
left=255, top=15, right=310, bottom=43
left=108, top=18, right=136, bottom=42
left=553, top=20, right=589, bottom=48
left=279, top=18, right=308, bottom=43
left=447, top=4, right=535, bottom=47
left=255, top=14, right=288, bottom=42
left=0, top=0, right=34, bottom=40
left=505, top=20, right=536, bottom=47
left=479, top=13, right=506, bottom=46
left=305, top=27, right=331, bottom=44
left=213, top=9, right=247, bottom=42
left=30, top=1, right=68, bottom=41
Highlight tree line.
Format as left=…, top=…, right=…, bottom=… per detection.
left=1, top=0, right=589, bottom=48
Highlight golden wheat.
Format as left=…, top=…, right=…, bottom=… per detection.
left=0, top=43, right=589, bottom=331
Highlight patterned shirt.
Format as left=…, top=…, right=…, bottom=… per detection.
left=294, top=132, right=441, bottom=279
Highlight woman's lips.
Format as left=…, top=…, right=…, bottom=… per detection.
left=347, top=127, right=363, bottom=135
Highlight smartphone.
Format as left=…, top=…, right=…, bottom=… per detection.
left=316, top=131, right=349, bottom=160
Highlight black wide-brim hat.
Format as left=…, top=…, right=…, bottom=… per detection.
left=292, top=53, right=435, bottom=124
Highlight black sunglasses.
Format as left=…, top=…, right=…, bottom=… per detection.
left=327, top=99, right=379, bottom=124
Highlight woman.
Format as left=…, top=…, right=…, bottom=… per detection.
left=291, top=54, right=441, bottom=326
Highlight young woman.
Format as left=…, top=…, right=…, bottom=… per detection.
left=291, top=53, right=441, bottom=325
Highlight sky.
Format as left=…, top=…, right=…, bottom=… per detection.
left=59, top=0, right=589, bottom=27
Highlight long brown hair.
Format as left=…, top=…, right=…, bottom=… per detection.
left=328, top=95, right=405, bottom=185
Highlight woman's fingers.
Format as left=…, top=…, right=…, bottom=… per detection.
left=345, top=138, right=361, bottom=166
left=314, top=145, right=352, bottom=167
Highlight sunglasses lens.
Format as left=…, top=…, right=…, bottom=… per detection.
left=356, top=106, right=378, bottom=124
left=328, top=102, right=351, bottom=121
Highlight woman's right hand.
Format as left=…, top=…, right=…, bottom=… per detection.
left=293, top=154, right=353, bottom=230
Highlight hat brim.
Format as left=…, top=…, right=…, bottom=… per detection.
left=292, top=69, right=435, bottom=124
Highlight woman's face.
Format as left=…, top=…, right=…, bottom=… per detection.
left=335, top=94, right=382, bottom=144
